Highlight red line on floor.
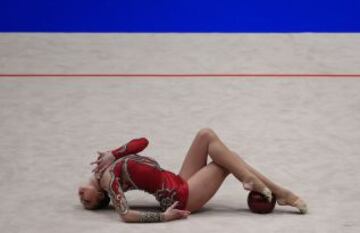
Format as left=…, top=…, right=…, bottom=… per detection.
left=0, top=73, right=360, bottom=77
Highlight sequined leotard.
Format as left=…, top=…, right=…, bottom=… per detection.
left=106, top=138, right=189, bottom=215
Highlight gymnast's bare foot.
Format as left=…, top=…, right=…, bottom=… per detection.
left=242, top=177, right=273, bottom=202
left=276, top=190, right=308, bottom=214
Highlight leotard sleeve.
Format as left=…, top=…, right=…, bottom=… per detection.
left=108, top=164, right=129, bottom=215
left=111, top=138, right=149, bottom=160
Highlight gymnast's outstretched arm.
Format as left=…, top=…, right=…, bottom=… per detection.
left=119, top=202, right=190, bottom=223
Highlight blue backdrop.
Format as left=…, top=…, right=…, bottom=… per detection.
left=1, top=0, right=359, bottom=32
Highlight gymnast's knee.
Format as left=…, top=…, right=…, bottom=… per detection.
left=197, top=128, right=216, bottom=140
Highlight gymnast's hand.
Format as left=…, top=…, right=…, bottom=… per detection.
left=163, top=201, right=191, bottom=221
left=90, top=151, right=115, bottom=176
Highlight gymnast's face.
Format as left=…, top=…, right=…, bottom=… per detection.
left=78, top=185, right=102, bottom=210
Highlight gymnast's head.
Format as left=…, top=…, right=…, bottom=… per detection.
left=78, top=178, right=110, bottom=210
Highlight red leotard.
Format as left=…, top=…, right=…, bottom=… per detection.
left=109, top=154, right=189, bottom=211
left=108, top=138, right=189, bottom=214
left=106, top=138, right=189, bottom=213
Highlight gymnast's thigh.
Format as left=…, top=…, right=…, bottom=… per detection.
left=185, top=162, right=228, bottom=212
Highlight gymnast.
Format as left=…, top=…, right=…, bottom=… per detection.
left=78, top=128, right=307, bottom=223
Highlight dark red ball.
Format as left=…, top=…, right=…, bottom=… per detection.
left=247, top=191, right=276, bottom=214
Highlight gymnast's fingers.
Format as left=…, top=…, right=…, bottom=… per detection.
left=169, top=201, right=179, bottom=210
left=99, top=166, right=107, bottom=174
left=90, top=160, right=98, bottom=165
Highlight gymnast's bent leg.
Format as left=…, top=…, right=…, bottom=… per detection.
left=179, top=128, right=270, bottom=199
